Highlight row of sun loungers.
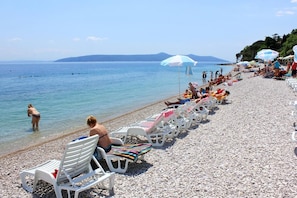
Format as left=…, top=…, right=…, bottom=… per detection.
left=284, top=77, right=297, bottom=142
left=19, top=91, right=230, bottom=197
left=109, top=94, right=229, bottom=147
left=287, top=78, right=297, bottom=141
left=286, top=78, right=297, bottom=118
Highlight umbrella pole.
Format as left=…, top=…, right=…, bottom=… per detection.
left=178, top=66, right=180, bottom=97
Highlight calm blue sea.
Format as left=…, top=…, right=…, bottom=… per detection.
left=0, top=61, right=233, bottom=156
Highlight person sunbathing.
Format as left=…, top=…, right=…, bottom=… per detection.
left=165, top=89, right=210, bottom=107
left=86, top=115, right=112, bottom=153
left=183, top=89, right=192, bottom=99
left=211, top=89, right=230, bottom=103
left=164, top=88, right=194, bottom=107
left=164, top=98, right=191, bottom=107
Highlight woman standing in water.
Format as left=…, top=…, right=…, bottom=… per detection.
left=27, top=104, right=40, bottom=131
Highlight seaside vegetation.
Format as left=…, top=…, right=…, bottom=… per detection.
left=236, top=28, right=297, bottom=62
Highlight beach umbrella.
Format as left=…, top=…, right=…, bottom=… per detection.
left=293, top=45, right=297, bottom=62
left=161, top=55, right=197, bottom=67
left=161, top=55, right=197, bottom=96
left=255, top=49, right=279, bottom=62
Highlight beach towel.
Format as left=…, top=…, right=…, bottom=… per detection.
left=72, top=136, right=88, bottom=141
left=110, top=143, right=152, bottom=162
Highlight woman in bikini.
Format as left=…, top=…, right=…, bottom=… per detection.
left=27, top=104, right=41, bottom=131
left=86, top=115, right=112, bottom=153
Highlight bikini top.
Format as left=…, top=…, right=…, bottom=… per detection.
left=99, top=133, right=108, bottom=138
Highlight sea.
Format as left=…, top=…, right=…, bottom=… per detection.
left=0, top=61, right=233, bottom=156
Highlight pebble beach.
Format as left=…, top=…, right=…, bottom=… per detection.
left=1, top=71, right=297, bottom=198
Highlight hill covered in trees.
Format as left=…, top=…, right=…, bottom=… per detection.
left=236, top=29, right=297, bottom=62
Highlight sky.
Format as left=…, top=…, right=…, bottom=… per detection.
left=0, top=0, right=296, bottom=62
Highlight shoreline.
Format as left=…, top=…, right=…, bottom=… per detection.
left=0, top=62, right=235, bottom=158
left=1, top=69, right=225, bottom=159
left=0, top=94, right=179, bottom=159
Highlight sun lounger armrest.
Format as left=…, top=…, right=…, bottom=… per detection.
left=110, top=137, right=124, bottom=146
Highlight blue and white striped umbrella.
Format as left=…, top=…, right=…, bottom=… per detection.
left=255, top=49, right=279, bottom=62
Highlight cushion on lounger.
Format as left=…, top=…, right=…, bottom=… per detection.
left=163, top=109, right=174, bottom=118
left=139, top=121, right=155, bottom=128
left=110, top=143, right=152, bottom=162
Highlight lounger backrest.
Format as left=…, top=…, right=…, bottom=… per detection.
left=162, top=109, right=174, bottom=119
left=175, top=105, right=185, bottom=116
left=56, top=135, right=99, bottom=184
left=184, top=101, right=196, bottom=113
left=139, top=113, right=164, bottom=130
left=153, top=113, right=164, bottom=124
left=175, top=103, right=190, bottom=115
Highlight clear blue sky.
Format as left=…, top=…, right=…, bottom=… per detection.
left=0, top=0, right=296, bottom=62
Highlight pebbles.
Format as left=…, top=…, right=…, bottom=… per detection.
left=1, top=73, right=297, bottom=197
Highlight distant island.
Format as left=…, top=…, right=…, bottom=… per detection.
left=55, top=52, right=229, bottom=63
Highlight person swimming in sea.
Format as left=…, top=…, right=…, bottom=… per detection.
left=27, top=104, right=40, bottom=131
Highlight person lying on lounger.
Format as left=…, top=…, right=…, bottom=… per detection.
left=164, top=98, right=191, bottom=107
left=165, top=89, right=210, bottom=107
left=211, top=89, right=230, bottom=103
left=211, top=88, right=230, bottom=96
left=183, top=89, right=192, bottom=99
left=165, top=89, right=194, bottom=107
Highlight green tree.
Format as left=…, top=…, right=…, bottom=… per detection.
left=236, top=29, right=297, bottom=61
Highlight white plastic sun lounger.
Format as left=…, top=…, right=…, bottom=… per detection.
left=110, top=109, right=177, bottom=147
left=20, top=135, right=115, bottom=198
